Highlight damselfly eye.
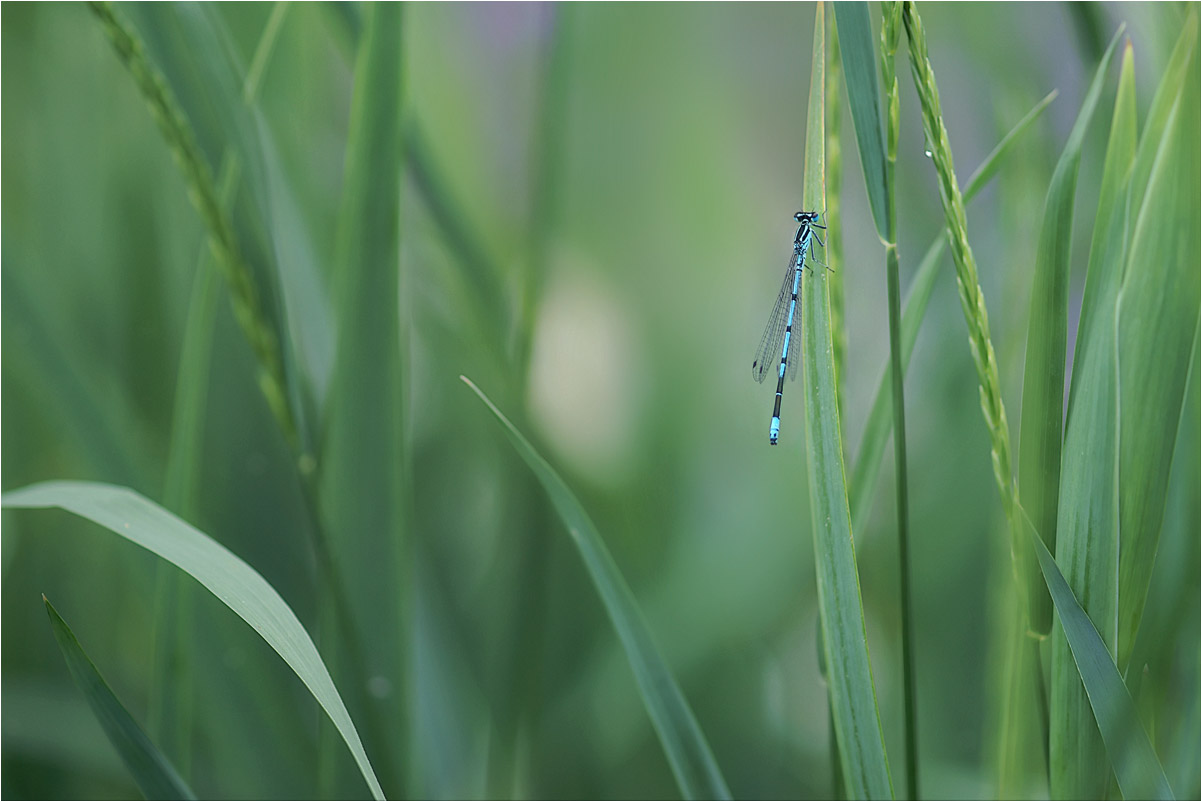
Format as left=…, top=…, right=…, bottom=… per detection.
left=794, top=211, right=805, bottom=221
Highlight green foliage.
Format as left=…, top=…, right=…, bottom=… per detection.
left=45, top=596, right=197, bottom=800
left=832, top=3, right=888, bottom=239
left=901, top=1, right=1015, bottom=515
left=1049, top=16, right=1199, bottom=797
left=2, top=4, right=1198, bottom=799
left=837, top=2, right=914, bottom=794
left=87, top=2, right=296, bottom=445
left=1046, top=38, right=1135, bottom=799
left=1026, top=514, right=1174, bottom=799
left=3, top=483, right=385, bottom=799
left=799, top=8, right=893, bottom=798
left=1018, top=29, right=1123, bottom=639
left=1115, top=16, right=1201, bottom=673
left=462, top=378, right=730, bottom=801
left=317, top=3, right=407, bottom=792
left=847, top=89, right=1056, bottom=536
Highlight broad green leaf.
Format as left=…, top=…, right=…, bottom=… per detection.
left=848, top=90, right=1057, bottom=535
left=1017, top=27, right=1122, bottom=639
left=834, top=2, right=888, bottom=238
left=460, top=377, right=730, bottom=801
left=1025, top=511, right=1174, bottom=800
left=1116, top=17, right=1201, bottom=672
left=44, top=595, right=196, bottom=801
left=318, top=2, right=407, bottom=792
left=2, top=482, right=385, bottom=800
left=1047, top=41, right=1136, bottom=800
left=801, top=6, right=892, bottom=798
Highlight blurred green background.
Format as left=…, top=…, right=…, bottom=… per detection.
left=2, top=2, right=1197, bottom=799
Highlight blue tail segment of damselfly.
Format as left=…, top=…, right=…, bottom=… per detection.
left=752, top=211, right=827, bottom=445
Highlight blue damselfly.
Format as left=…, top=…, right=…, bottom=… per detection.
left=751, top=211, right=827, bottom=445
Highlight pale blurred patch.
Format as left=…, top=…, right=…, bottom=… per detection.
left=526, top=260, right=647, bottom=485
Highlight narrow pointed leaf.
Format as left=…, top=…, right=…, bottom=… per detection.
left=318, top=2, right=408, bottom=782
left=801, top=6, right=893, bottom=798
left=834, top=2, right=888, bottom=238
left=461, top=376, right=730, bottom=801
left=1025, top=512, right=1174, bottom=800
left=45, top=596, right=196, bottom=801
left=1116, top=17, right=1201, bottom=671
left=1018, top=27, right=1123, bottom=638
left=1048, top=41, right=1136, bottom=799
left=3, top=482, right=385, bottom=800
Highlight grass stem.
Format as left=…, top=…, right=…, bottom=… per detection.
left=881, top=3, right=918, bottom=795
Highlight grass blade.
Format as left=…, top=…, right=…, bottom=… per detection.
left=1024, top=511, right=1174, bottom=799
left=1128, top=15, right=1198, bottom=213
left=318, top=2, right=407, bottom=792
left=1018, top=27, right=1123, bottom=640
left=1047, top=40, right=1136, bottom=799
left=3, top=482, right=385, bottom=800
left=833, top=2, right=888, bottom=238
left=823, top=15, right=848, bottom=795
left=1116, top=15, right=1200, bottom=672
left=1071, top=46, right=1138, bottom=406
left=44, top=595, right=196, bottom=801
left=460, top=376, right=731, bottom=801
left=826, top=15, right=847, bottom=415
left=848, top=89, right=1056, bottom=536
left=801, top=6, right=893, bottom=798
left=878, top=6, right=918, bottom=794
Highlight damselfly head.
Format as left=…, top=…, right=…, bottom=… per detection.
left=794, top=211, right=819, bottom=223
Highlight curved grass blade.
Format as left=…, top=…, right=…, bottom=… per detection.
left=44, top=595, right=196, bottom=801
left=1018, top=27, right=1124, bottom=639
left=1023, top=511, right=1174, bottom=800
left=847, top=89, right=1056, bottom=534
left=460, top=376, right=730, bottom=801
left=3, top=482, right=385, bottom=800
left=799, top=6, right=893, bottom=799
